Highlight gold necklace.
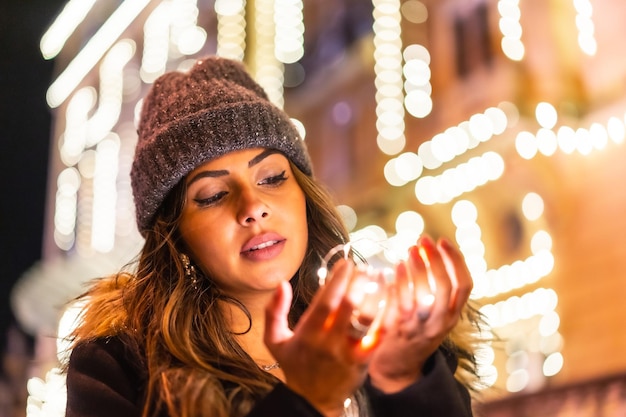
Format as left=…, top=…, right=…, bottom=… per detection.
left=261, top=362, right=280, bottom=371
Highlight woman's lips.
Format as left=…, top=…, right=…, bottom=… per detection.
left=241, top=233, right=286, bottom=261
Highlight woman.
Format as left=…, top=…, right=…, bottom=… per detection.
left=64, top=56, right=481, bottom=417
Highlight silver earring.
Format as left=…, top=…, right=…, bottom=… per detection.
left=180, top=253, right=199, bottom=290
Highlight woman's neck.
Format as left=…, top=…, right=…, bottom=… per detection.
left=218, top=293, right=279, bottom=368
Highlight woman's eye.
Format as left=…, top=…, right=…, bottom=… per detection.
left=259, top=170, right=287, bottom=186
left=194, top=191, right=228, bottom=207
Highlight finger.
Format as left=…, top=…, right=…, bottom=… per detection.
left=408, top=244, right=435, bottom=320
left=394, top=261, right=415, bottom=317
left=417, top=235, right=453, bottom=308
left=371, top=270, right=399, bottom=334
left=437, top=237, right=473, bottom=313
left=332, top=297, right=362, bottom=341
left=301, top=258, right=354, bottom=332
left=264, top=280, right=294, bottom=347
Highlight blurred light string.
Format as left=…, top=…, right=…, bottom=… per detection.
left=574, top=0, right=596, bottom=56
left=215, top=0, right=247, bottom=60
left=46, top=0, right=151, bottom=108
left=274, top=0, right=304, bottom=64
left=253, top=0, right=285, bottom=108
left=498, top=0, right=524, bottom=61
left=141, top=0, right=206, bottom=83
left=40, top=0, right=97, bottom=59
left=372, top=0, right=406, bottom=156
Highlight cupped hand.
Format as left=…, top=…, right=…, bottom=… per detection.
left=367, top=235, right=473, bottom=393
left=264, top=259, right=378, bottom=417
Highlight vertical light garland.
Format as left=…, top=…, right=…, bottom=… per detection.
left=254, top=0, right=284, bottom=107
left=498, top=0, right=524, bottom=61
left=215, top=0, right=247, bottom=60
left=573, top=0, right=596, bottom=56
left=91, top=134, right=120, bottom=253
left=403, top=44, right=432, bottom=119
left=88, top=40, right=134, bottom=146
left=141, top=2, right=171, bottom=83
left=54, top=40, right=134, bottom=254
left=54, top=168, right=81, bottom=251
left=142, top=0, right=206, bottom=82
left=169, top=0, right=207, bottom=56
left=372, top=0, right=405, bottom=156
left=381, top=4, right=430, bottom=189
left=274, top=0, right=304, bottom=64
left=89, top=41, right=134, bottom=253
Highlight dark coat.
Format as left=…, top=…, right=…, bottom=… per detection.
left=65, top=337, right=473, bottom=417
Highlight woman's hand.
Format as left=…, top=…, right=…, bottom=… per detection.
left=367, top=235, right=473, bottom=393
left=264, top=259, right=377, bottom=417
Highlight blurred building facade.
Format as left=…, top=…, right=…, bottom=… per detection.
left=9, top=0, right=626, bottom=416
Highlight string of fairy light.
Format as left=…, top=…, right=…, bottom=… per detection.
left=215, top=0, right=246, bottom=60
left=34, top=1, right=624, bottom=408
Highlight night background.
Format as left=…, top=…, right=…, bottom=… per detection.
left=1, top=1, right=626, bottom=416
left=0, top=0, right=65, bottom=358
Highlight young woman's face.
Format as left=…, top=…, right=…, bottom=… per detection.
left=178, top=148, right=308, bottom=297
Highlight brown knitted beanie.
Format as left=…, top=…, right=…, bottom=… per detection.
left=130, top=56, right=312, bottom=235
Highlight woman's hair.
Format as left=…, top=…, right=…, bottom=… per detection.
left=68, top=160, right=351, bottom=417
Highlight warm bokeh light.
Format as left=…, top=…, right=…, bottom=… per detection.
left=414, top=151, right=504, bottom=205
left=403, top=45, right=432, bottom=118
left=373, top=0, right=406, bottom=155
left=384, top=152, right=423, bottom=186
left=274, top=0, right=304, bottom=64
left=543, top=352, right=564, bottom=377
left=400, top=0, right=428, bottom=24
left=535, top=102, right=558, bottom=129
left=574, top=0, right=597, bottom=56
left=254, top=0, right=286, bottom=108
left=141, top=3, right=170, bottom=83
left=522, top=192, right=544, bottom=221
left=479, top=288, right=558, bottom=328
left=337, top=205, right=358, bottom=232
left=91, top=135, right=120, bottom=253
left=46, top=0, right=151, bottom=108
left=40, top=0, right=97, bottom=59
left=498, top=0, right=525, bottom=61
left=215, top=0, right=247, bottom=60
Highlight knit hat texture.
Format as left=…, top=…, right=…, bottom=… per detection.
left=131, top=56, right=312, bottom=235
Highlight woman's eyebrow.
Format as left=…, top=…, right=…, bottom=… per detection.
left=249, top=149, right=280, bottom=167
left=187, top=169, right=228, bottom=187
left=186, top=149, right=281, bottom=186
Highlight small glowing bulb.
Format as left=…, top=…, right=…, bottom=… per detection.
left=344, top=397, right=352, bottom=409
left=317, top=267, right=328, bottom=285
left=420, top=293, right=435, bottom=306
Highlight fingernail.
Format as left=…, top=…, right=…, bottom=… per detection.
left=419, top=234, right=434, bottom=246
left=439, top=237, right=452, bottom=250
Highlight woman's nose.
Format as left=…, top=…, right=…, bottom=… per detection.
left=237, top=188, right=269, bottom=225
